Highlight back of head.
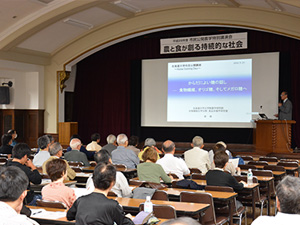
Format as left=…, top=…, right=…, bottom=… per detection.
left=216, top=141, right=227, bottom=149
left=70, top=138, right=81, bottom=149
left=162, top=140, right=175, bottom=153
left=47, top=134, right=54, bottom=144
left=12, top=143, right=31, bottom=159
left=128, top=135, right=139, bottom=146
left=7, top=129, right=16, bottom=135
left=276, top=176, right=300, bottom=214
left=117, top=133, right=128, bottom=145
left=94, top=150, right=111, bottom=164
left=161, top=217, right=200, bottom=225
left=142, top=147, right=158, bottom=163
left=1, top=134, right=12, bottom=146
left=106, top=134, right=116, bottom=144
left=213, top=150, right=229, bottom=168
left=213, top=143, right=226, bottom=154
left=144, top=138, right=156, bottom=147
left=192, top=136, right=203, bottom=147
left=46, top=158, right=67, bottom=182
left=91, top=133, right=100, bottom=142
left=92, top=163, right=116, bottom=191
left=37, top=135, right=50, bottom=150
left=0, top=166, right=28, bottom=202
left=49, top=142, right=62, bottom=156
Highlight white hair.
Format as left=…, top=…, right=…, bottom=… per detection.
left=144, top=138, right=156, bottom=146
left=106, top=134, right=116, bottom=144
left=216, top=141, right=227, bottom=149
left=192, top=136, right=203, bottom=147
left=117, top=133, right=128, bottom=145
left=70, top=138, right=81, bottom=149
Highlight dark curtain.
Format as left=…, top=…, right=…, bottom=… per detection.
left=73, top=27, right=300, bottom=147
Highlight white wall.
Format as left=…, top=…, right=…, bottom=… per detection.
left=0, top=59, right=44, bottom=109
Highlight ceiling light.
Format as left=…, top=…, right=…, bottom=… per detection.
left=265, top=0, right=283, bottom=12
left=63, top=18, right=94, bottom=30
left=113, top=0, right=141, bottom=13
left=208, top=0, right=219, bottom=5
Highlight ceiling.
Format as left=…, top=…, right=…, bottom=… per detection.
left=0, top=0, right=300, bottom=64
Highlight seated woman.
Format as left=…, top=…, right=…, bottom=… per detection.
left=137, top=147, right=172, bottom=184
left=42, top=158, right=76, bottom=209
left=206, top=150, right=245, bottom=192
left=67, top=163, right=134, bottom=225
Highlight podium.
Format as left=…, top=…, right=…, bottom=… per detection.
left=255, top=120, right=296, bottom=153
left=59, top=122, right=78, bottom=146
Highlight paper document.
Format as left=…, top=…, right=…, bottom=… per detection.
left=229, top=158, right=239, bottom=168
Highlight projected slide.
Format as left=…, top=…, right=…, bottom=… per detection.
left=167, top=59, right=252, bottom=123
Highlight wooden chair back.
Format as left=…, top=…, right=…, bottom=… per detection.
left=189, top=168, right=202, bottom=174
left=239, top=164, right=256, bottom=170
left=114, top=164, right=127, bottom=171
left=259, top=156, right=278, bottom=162
left=191, top=173, right=205, bottom=180
left=139, top=204, right=177, bottom=219
left=263, top=165, right=285, bottom=171
left=248, top=161, right=268, bottom=166
left=151, top=190, right=168, bottom=201
left=68, top=161, right=84, bottom=167
left=36, top=199, right=67, bottom=209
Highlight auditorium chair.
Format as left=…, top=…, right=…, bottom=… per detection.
left=139, top=204, right=177, bottom=219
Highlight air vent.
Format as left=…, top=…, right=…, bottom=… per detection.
left=63, top=18, right=94, bottom=30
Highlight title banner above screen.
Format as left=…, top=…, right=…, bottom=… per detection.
left=141, top=52, right=279, bottom=128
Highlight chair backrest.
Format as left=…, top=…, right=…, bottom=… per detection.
left=108, top=191, right=117, bottom=197
left=191, top=173, right=205, bottom=180
left=139, top=204, right=177, bottom=219
left=90, top=161, right=97, bottom=167
left=151, top=190, right=169, bottom=201
left=36, top=199, right=67, bottom=209
left=234, top=175, right=258, bottom=183
left=277, top=161, right=299, bottom=167
left=189, top=168, right=202, bottom=174
left=71, top=167, right=83, bottom=172
left=114, top=164, right=127, bottom=171
left=252, top=169, right=273, bottom=177
left=129, top=179, right=145, bottom=186
left=171, top=180, right=179, bottom=188
left=169, top=173, right=179, bottom=179
left=239, top=164, right=256, bottom=170
left=180, top=191, right=216, bottom=224
left=263, top=165, right=285, bottom=172
left=0, top=157, right=7, bottom=163
left=248, top=161, right=268, bottom=166
left=68, top=161, right=84, bottom=167
left=280, top=159, right=299, bottom=163
left=259, top=156, right=278, bottom=162
left=205, top=185, right=234, bottom=193
left=240, top=155, right=253, bottom=161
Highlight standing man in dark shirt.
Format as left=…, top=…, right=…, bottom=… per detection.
left=206, top=150, right=245, bottom=192
left=0, top=134, right=13, bottom=157
left=6, top=143, right=42, bottom=204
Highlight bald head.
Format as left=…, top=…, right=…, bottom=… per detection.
left=162, top=140, right=175, bottom=154
left=70, top=138, right=81, bottom=150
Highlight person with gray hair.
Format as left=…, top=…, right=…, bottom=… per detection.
left=33, top=135, right=51, bottom=167
left=64, top=138, right=90, bottom=166
left=111, top=134, right=139, bottom=169
left=138, top=137, right=162, bottom=161
left=252, top=176, right=300, bottom=224
left=102, top=134, right=117, bottom=154
left=42, top=142, right=76, bottom=180
left=184, top=136, right=211, bottom=174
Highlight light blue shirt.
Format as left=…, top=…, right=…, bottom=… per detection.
left=111, top=146, right=140, bottom=169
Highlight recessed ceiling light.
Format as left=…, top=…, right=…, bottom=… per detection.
left=63, top=18, right=94, bottom=30
left=113, top=0, right=141, bottom=13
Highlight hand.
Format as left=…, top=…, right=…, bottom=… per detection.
left=25, top=159, right=36, bottom=170
left=169, top=174, right=174, bottom=180
left=278, top=103, right=282, bottom=107
left=240, top=181, right=247, bottom=185
left=274, top=114, right=278, bottom=118
left=125, top=213, right=133, bottom=220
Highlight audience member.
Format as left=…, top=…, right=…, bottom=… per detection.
left=161, top=217, right=200, bottom=225
left=64, top=138, right=90, bottom=166
left=33, top=135, right=51, bottom=167
left=102, top=134, right=117, bottom=154
left=252, top=176, right=300, bottom=224
left=46, top=134, right=55, bottom=146
left=126, top=135, right=140, bottom=156
left=7, top=129, right=18, bottom=147
left=66, top=135, right=94, bottom=160
left=138, top=137, right=161, bottom=161
left=184, top=136, right=211, bottom=174
left=206, top=151, right=245, bottom=192
left=157, top=140, right=190, bottom=179
left=208, top=141, right=232, bottom=163
left=86, top=150, right=132, bottom=197
left=42, top=159, right=76, bottom=209
left=86, top=133, right=102, bottom=151
left=137, top=147, right=172, bottom=184
left=42, top=142, right=76, bottom=181
left=0, top=134, right=13, bottom=157
left=67, top=163, right=134, bottom=225
left=210, top=144, right=241, bottom=175
left=111, top=134, right=139, bottom=169
left=6, top=143, right=42, bottom=204
left=0, top=166, right=39, bottom=225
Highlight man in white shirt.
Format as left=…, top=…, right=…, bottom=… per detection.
left=33, top=135, right=50, bottom=167
left=184, top=136, right=211, bottom=174
left=157, top=140, right=190, bottom=179
left=86, top=150, right=132, bottom=197
left=0, top=166, right=39, bottom=225
left=252, top=176, right=300, bottom=225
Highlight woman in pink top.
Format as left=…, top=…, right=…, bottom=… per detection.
left=41, top=158, right=76, bottom=208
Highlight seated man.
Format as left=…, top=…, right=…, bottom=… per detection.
left=66, top=135, right=94, bottom=160
left=252, top=176, right=300, bottom=225
left=111, top=134, right=139, bottom=169
left=33, top=135, right=51, bottom=167
left=126, top=135, right=140, bottom=156
left=184, top=136, right=211, bottom=174
left=64, top=138, right=90, bottom=166
left=86, top=133, right=102, bottom=151
left=102, top=134, right=117, bottom=154
left=42, top=142, right=76, bottom=180
left=6, top=143, right=42, bottom=204
left=0, top=134, right=13, bottom=157
left=157, top=140, right=190, bottom=179
left=0, top=166, right=39, bottom=225
left=86, top=150, right=132, bottom=197
left=67, top=163, right=134, bottom=225
left=206, top=150, right=245, bottom=192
